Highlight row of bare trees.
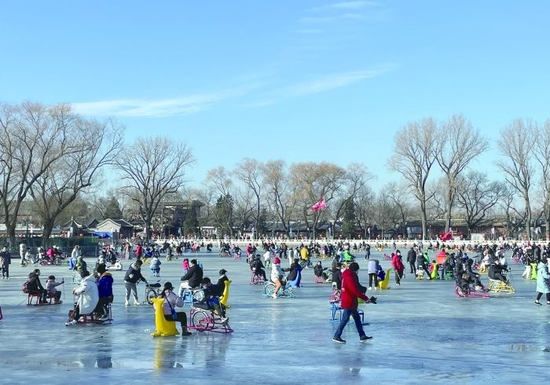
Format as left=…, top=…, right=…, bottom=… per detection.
left=0, top=102, right=123, bottom=246
left=189, top=114, right=549, bottom=240
left=0, top=102, right=194, bottom=246
left=389, top=114, right=550, bottom=240
left=189, top=161, right=375, bottom=239
left=2, top=101, right=549, bottom=243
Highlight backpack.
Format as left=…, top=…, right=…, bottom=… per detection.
left=22, top=280, right=30, bottom=293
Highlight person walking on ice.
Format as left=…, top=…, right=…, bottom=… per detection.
left=332, top=262, right=377, bottom=344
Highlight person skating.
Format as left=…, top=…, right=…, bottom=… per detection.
left=332, top=262, right=377, bottom=344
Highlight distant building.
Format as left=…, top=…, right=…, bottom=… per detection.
left=93, top=218, right=134, bottom=239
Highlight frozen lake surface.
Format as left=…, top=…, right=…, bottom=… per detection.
left=0, top=249, right=549, bottom=384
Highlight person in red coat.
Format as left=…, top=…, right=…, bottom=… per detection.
left=332, top=262, right=377, bottom=344
left=391, top=250, right=405, bottom=285
left=135, top=243, right=143, bottom=260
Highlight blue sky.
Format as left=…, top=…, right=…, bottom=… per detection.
left=1, top=1, right=549, bottom=191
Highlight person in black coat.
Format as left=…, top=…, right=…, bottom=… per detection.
left=124, top=260, right=148, bottom=306
left=26, top=268, right=48, bottom=303
left=178, top=259, right=203, bottom=296
left=465, top=258, right=485, bottom=289
left=250, top=255, right=267, bottom=281
left=213, top=269, right=229, bottom=297
left=331, top=263, right=343, bottom=290
left=286, top=259, right=302, bottom=282
left=407, top=247, right=417, bottom=274
left=489, top=260, right=508, bottom=283
left=314, top=261, right=328, bottom=280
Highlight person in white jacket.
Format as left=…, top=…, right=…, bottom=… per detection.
left=66, top=270, right=99, bottom=325
left=156, top=282, right=192, bottom=336
left=270, top=257, right=286, bottom=299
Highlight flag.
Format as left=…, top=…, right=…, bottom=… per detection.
left=310, top=197, right=326, bottom=211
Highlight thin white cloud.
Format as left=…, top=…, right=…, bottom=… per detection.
left=287, top=68, right=392, bottom=96
left=330, top=1, right=380, bottom=9
left=299, top=13, right=364, bottom=23
left=240, top=99, right=278, bottom=108
left=73, top=96, right=212, bottom=117
left=297, top=29, right=324, bottom=34
left=72, top=84, right=262, bottom=118
left=309, top=1, right=379, bottom=12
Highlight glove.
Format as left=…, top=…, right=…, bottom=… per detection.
left=369, top=296, right=377, bottom=304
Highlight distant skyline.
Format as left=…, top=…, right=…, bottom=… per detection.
left=2, top=1, right=549, bottom=190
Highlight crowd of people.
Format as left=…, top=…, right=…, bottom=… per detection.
left=13, top=238, right=550, bottom=345
left=16, top=240, right=230, bottom=335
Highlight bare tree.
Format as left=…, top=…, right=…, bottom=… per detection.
left=455, top=171, right=505, bottom=237
left=436, top=114, right=489, bottom=231
left=0, top=102, right=113, bottom=246
left=354, top=183, right=376, bottom=239
left=385, top=181, right=415, bottom=238
left=54, top=195, right=91, bottom=229
left=426, top=177, right=446, bottom=222
left=496, top=119, right=537, bottom=239
left=388, top=118, right=438, bottom=240
left=262, top=160, right=295, bottom=237
left=232, top=185, right=256, bottom=236
left=372, top=191, right=402, bottom=239
left=289, top=162, right=347, bottom=239
left=533, top=119, right=550, bottom=241
left=204, top=167, right=234, bottom=238
left=497, top=184, right=522, bottom=239
left=30, top=115, right=123, bottom=240
left=205, top=167, right=233, bottom=198
left=233, top=158, right=264, bottom=237
left=330, top=163, right=373, bottom=228
left=117, top=137, right=194, bottom=240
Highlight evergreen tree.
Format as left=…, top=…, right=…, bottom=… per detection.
left=104, top=196, right=123, bottom=219
left=341, top=199, right=357, bottom=239
left=183, top=201, right=200, bottom=237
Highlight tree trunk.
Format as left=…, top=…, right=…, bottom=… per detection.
left=7, top=223, right=16, bottom=251
left=420, top=201, right=428, bottom=241
left=144, top=218, right=152, bottom=241
left=42, top=218, right=55, bottom=244
left=525, top=196, right=532, bottom=239
left=445, top=194, right=452, bottom=233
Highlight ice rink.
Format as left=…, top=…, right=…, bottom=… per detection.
left=0, top=248, right=549, bottom=384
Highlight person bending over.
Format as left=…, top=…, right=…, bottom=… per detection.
left=66, top=270, right=99, bottom=325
